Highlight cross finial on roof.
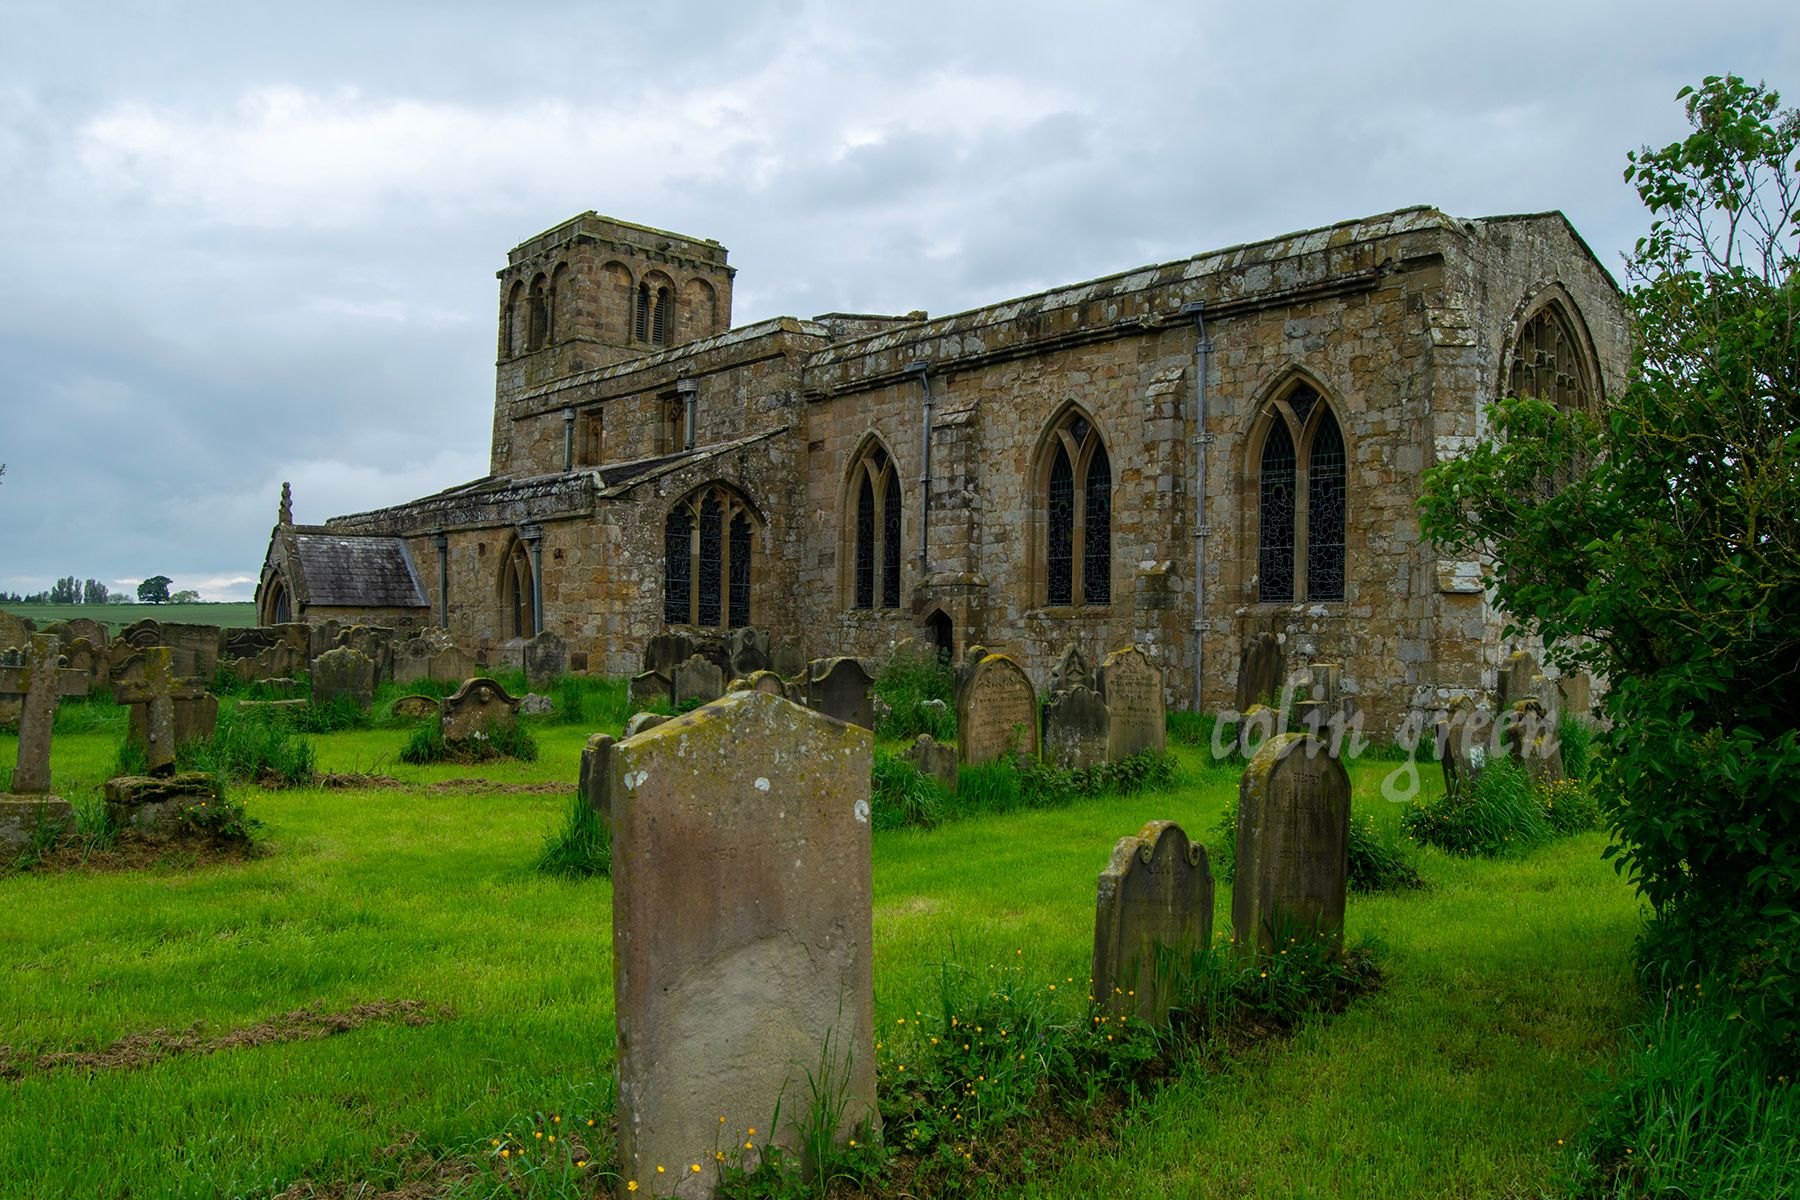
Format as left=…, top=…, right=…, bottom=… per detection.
left=279, top=481, right=293, bottom=526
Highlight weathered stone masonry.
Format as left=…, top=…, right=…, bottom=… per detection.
left=257, top=207, right=1628, bottom=733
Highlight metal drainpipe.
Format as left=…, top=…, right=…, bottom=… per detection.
left=904, top=362, right=933, bottom=574
left=433, top=533, right=449, bottom=628
left=1180, top=302, right=1213, bottom=713
left=562, top=409, right=575, bottom=472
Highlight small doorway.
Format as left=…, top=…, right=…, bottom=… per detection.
left=925, top=609, right=954, bottom=664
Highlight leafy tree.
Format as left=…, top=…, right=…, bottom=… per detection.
left=1419, top=75, right=1799, bottom=1054
left=137, top=575, right=173, bottom=605
left=82, top=578, right=109, bottom=605
left=170, top=589, right=201, bottom=604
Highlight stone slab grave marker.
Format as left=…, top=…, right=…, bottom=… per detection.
left=0, top=608, right=35, bottom=652
left=1100, top=645, right=1165, bottom=760
left=629, top=670, right=670, bottom=710
left=643, top=632, right=694, bottom=677
left=522, top=631, right=567, bottom=691
left=671, top=654, right=724, bottom=708
left=904, top=734, right=958, bottom=790
left=113, top=647, right=189, bottom=775
left=1050, top=643, right=1094, bottom=693
left=607, top=690, right=877, bottom=1196
left=728, top=627, right=770, bottom=677
left=1093, top=820, right=1215, bottom=1023
left=0, top=634, right=90, bottom=793
left=1044, top=685, right=1110, bottom=770
left=956, top=652, right=1038, bottom=764
left=312, top=646, right=377, bottom=713
left=104, top=772, right=221, bottom=834
left=1496, top=649, right=1540, bottom=710
left=1503, top=698, right=1566, bottom=786
left=1436, top=695, right=1495, bottom=801
left=59, top=637, right=107, bottom=692
left=441, top=678, right=521, bottom=743
left=391, top=695, right=439, bottom=721
left=336, top=625, right=398, bottom=686
left=1233, top=732, right=1350, bottom=954
left=1236, top=632, right=1284, bottom=711
left=807, top=656, right=875, bottom=729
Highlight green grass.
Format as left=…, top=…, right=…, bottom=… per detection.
left=2, top=601, right=259, bottom=634
left=0, top=711, right=1645, bottom=1199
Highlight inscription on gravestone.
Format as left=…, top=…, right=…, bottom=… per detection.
left=1232, top=732, right=1349, bottom=955
left=956, top=653, right=1038, bottom=765
left=1100, top=646, right=1165, bottom=760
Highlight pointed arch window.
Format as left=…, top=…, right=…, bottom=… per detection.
left=502, top=537, right=536, bottom=638
left=635, top=283, right=651, bottom=342
left=1254, top=383, right=1348, bottom=603
left=1507, top=299, right=1596, bottom=412
left=664, top=485, right=757, bottom=628
left=526, top=276, right=548, bottom=352
left=846, top=441, right=904, bottom=611
left=1040, top=410, right=1111, bottom=607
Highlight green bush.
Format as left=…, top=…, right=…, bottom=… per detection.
left=173, top=789, right=262, bottom=846
left=1403, top=755, right=1548, bottom=858
left=1558, top=714, right=1594, bottom=781
left=536, top=790, right=610, bottom=878
left=1538, top=777, right=1601, bottom=835
left=871, top=750, right=947, bottom=831
left=873, top=649, right=955, bottom=743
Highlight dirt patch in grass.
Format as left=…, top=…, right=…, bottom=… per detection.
left=313, top=772, right=566, bottom=796
left=0, top=999, right=449, bottom=1080
left=271, top=1140, right=476, bottom=1200
left=7, top=830, right=264, bottom=877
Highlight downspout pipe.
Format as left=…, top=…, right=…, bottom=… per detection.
left=1181, top=302, right=1213, bottom=714
left=904, top=361, right=933, bottom=574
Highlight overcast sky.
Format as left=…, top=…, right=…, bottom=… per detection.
left=0, top=1, right=1793, bottom=601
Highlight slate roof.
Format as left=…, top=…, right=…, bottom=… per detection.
left=292, top=533, right=428, bottom=608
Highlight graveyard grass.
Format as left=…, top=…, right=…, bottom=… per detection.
left=0, top=706, right=1641, bottom=1199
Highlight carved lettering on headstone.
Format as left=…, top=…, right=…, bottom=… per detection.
left=1100, top=645, right=1165, bottom=760
left=956, top=653, right=1038, bottom=765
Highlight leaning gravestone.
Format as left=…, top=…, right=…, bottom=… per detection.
left=522, top=631, right=567, bottom=691
left=807, top=657, right=875, bottom=729
left=0, top=635, right=89, bottom=794
left=606, top=690, right=877, bottom=1195
left=956, top=653, right=1038, bottom=764
left=1044, top=685, right=1110, bottom=771
left=441, top=678, right=521, bottom=743
left=628, top=670, right=670, bottom=710
left=1233, top=732, right=1350, bottom=955
left=312, top=647, right=376, bottom=713
left=1100, top=645, right=1165, bottom=760
left=1093, top=820, right=1214, bottom=1023
left=1236, top=632, right=1284, bottom=711
left=671, top=654, right=724, bottom=708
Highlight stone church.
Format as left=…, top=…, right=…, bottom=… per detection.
left=256, top=206, right=1628, bottom=731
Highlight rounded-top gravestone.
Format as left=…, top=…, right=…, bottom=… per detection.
left=1232, top=732, right=1349, bottom=955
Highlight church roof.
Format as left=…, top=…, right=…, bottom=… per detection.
left=290, top=533, right=428, bottom=608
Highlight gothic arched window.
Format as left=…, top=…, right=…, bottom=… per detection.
left=501, top=536, right=536, bottom=638
left=845, top=440, right=904, bottom=611
left=1507, top=298, right=1597, bottom=411
left=664, top=485, right=758, bottom=629
left=1253, top=382, right=1348, bottom=603
left=526, top=275, right=549, bottom=352
left=1039, top=409, right=1111, bottom=607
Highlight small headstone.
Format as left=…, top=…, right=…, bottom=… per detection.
left=744, top=670, right=787, bottom=698
left=120, top=618, right=165, bottom=651
left=1233, top=732, right=1350, bottom=954
left=0, top=635, right=90, bottom=793
left=429, top=644, right=477, bottom=684
left=159, top=623, right=226, bottom=679
left=1496, top=649, right=1539, bottom=709
left=59, top=637, right=107, bottom=692
left=623, top=711, right=672, bottom=738
left=441, top=678, right=522, bottom=742
left=807, top=657, right=875, bottom=729
left=607, top=690, right=877, bottom=1192
left=522, top=631, right=567, bottom=691
left=1435, top=696, right=1494, bottom=801
left=0, top=609, right=34, bottom=652
left=1100, top=645, right=1165, bottom=760
left=1558, top=671, right=1593, bottom=719
left=520, top=693, right=554, bottom=716
left=956, top=653, right=1038, bottom=764
left=629, top=670, right=670, bottom=710
left=578, top=733, right=613, bottom=822
left=904, top=734, right=958, bottom=790
left=312, top=647, right=376, bottom=713
left=0, top=797, right=73, bottom=855
left=671, top=654, right=724, bottom=708
left=391, top=695, right=439, bottom=721
left=770, top=637, right=806, bottom=679
left=643, top=632, right=694, bottom=677
left=1093, top=820, right=1215, bottom=1023
left=1049, top=644, right=1094, bottom=693
left=1044, top=685, right=1110, bottom=771
left=62, top=617, right=109, bottom=656
left=1235, top=632, right=1284, bottom=711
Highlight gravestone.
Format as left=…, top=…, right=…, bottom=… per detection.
left=577, top=733, right=613, bottom=823
left=1558, top=671, right=1593, bottom=719
left=569, top=650, right=589, bottom=673
left=1235, top=632, right=1284, bottom=711
left=643, top=632, right=694, bottom=677
left=622, top=711, right=671, bottom=738
left=953, top=643, right=991, bottom=701
left=335, top=625, right=397, bottom=685
left=0, top=635, right=90, bottom=793
left=225, top=627, right=278, bottom=659
left=1496, top=649, right=1539, bottom=709
left=1503, top=698, right=1566, bottom=786
left=0, top=796, right=72, bottom=856
left=770, top=636, right=806, bottom=680
left=1044, top=685, right=1110, bottom=771
left=391, top=695, right=439, bottom=721
left=607, top=690, right=877, bottom=1193
left=113, top=648, right=184, bottom=775
left=1100, top=645, right=1165, bottom=760
left=743, top=669, right=787, bottom=698
left=1435, top=696, right=1495, bottom=802
left=441, top=678, right=522, bottom=742
left=120, top=618, right=164, bottom=650
left=494, top=637, right=528, bottom=674
left=309, top=619, right=344, bottom=662
left=728, top=627, right=771, bottom=677
left=160, top=623, right=225, bottom=678
left=0, top=609, right=34, bottom=651
left=807, top=657, right=875, bottom=729
left=904, top=734, right=958, bottom=790
left=522, top=631, right=567, bottom=690
left=104, top=772, right=222, bottom=834
left=60, top=637, right=107, bottom=692
left=520, top=694, right=554, bottom=716
left=1049, top=644, right=1094, bottom=693
left=671, top=654, right=724, bottom=708
left=1093, top=820, right=1214, bottom=1023
left=62, top=618, right=109, bottom=656
left=956, top=653, right=1038, bottom=764
left=628, top=670, right=670, bottom=710
left=311, top=647, right=377, bottom=713
left=428, top=644, right=476, bottom=685
left=1233, top=732, right=1350, bottom=954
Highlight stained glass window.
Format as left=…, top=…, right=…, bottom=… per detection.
left=854, top=475, right=875, bottom=609
left=882, top=471, right=902, bottom=609
left=1307, top=409, right=1346, bottom=601
left=1287, top=384, right=1319, bottom=425
left=728, top=514, right=751, bottom=627
left=697, top=496, right=722, bottom=627
left=1047, top=446, right=1075, bottom=605
left=1083, top=443, right=1111, bottom=604
left=1259, top=422, right=1296, bottom=602
left=664, top=506, right=692, bottom=624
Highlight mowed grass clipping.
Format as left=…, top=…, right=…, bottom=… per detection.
left=0, top=718, right=1641, bottom=1199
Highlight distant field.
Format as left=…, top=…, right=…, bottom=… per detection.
left=1, top=602, right=259, bottom=635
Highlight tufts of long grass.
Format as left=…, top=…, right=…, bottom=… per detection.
left=1403, top=754, right=1549, bottom=858
left=535, top=790, right=610, bottom=878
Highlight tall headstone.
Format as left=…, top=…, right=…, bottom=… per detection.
left=113, top=648, right=182, bottom=775
left=956, top=653, right=1038, bottom=764
left=1044, top=685, right=1110, bottom=771
left=0, top=635, right=89, bottom=793
left=1049, top=643, right=1094, bottom=694
left=807, top=657, right=875, bottom=729
left=1435, top=695, right=1494, bottom=801
left=160, top=623, right=225, bottom=678
left=1235, top=632, right=1284, bottom=711
left=0, top=609, right=33, bottom=652
left=335, top=625, right=397, bottom=685
left=728, top=627, right=771, bottom=677
left=770, top=637, right=806, bottom=680
left=1100, top=645, right=1165, bottom=760
left=1558, top=671, right=1594, bottom=719
left=671, top=654, right=724, bottom=708
left=1503, top=698, right=1566, bottom=786
left=441, top=678, right=522, bottom=742
left=644, top=632, right=694, bottom=677
left=61, top=618, right=109, bottom=656
left=312, top=646, right=376, bottom=713
left=608, top=690, right=877, bottom=1194
left=521, top=631, right=567, bottom=690
left=1233, top=733, right=1350, bottom=954
left=1093, top=820, right=1215, bottom=1023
